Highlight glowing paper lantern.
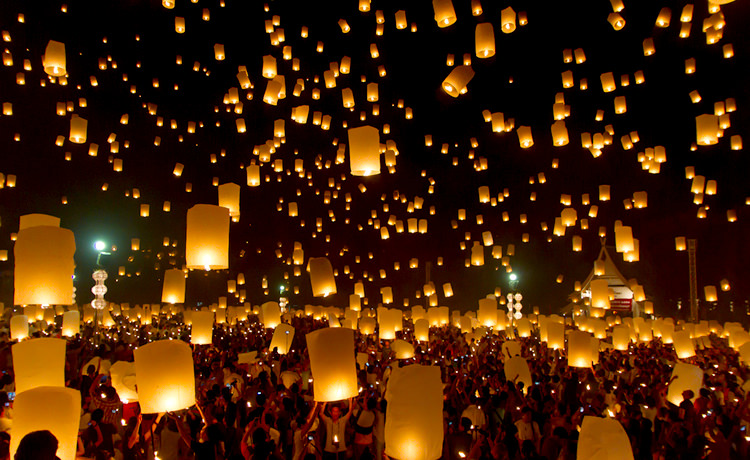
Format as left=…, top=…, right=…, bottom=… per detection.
left=308, top=257, right=337, bottom=297
left=10, top=315, right=29, bottom=341
left=14, top=226, right=75, bottom=306
left=69, top=115, right=87, bottom=143
left=261, top=301, right=281, bottom=328
left=13, top=338, right=66, bottom=393
left=666, top=362, right=702, bottom=406
left=162, top=268, right=186, bottom=304
left=218, top=183, right=241, bottom=218
left=185, top=205, right=229, bottom=270
left=391, top=339, right=415, bottom=359
left=11, top=387, right=80, bottom=460
left=109, top=361, right=138, bottom=403
left=673, top=330, right=695, bottom=358
left=704, top=285, right=717, bottom=302
left=432, top=0, right=457, bottom=28
left=348, top=126, right=381, bottom=176
left=19, top=213, right=60, bottom=230
left=578, top=416, right=633, bottom=460
left=43, top=40, right=66, bottom=76
left=475, top=23, right=495, bottom=58
left=384, top=365, right=443, bottom=460
left=612, top=325, right=630, bottom=351
left=501, top=7, right=516, bottom=33
left=615, top=226, right=634, bottom=253
left=359, top=317, right=376, bottom=335
left=696, top=114, right=719, bottom=145
left=134, top=340, right=195, bottom=413
left=568, top=330, right=593, bottom=368
left=190, top=311, right=214, bottom=345
left=414, top=318, right=429, bottom=342
left=551, top=120, right=569, bottom=146
left=442, top=65, right=474, bottom=97
left=61, top=310, right=79, bottom=337
left=547, top=321, right=565, bottom=349
left=505, top=356, right=532, bottom=393
left=306, top=327, right=358, bottom=401
left=269, top=323, right=295, bottom=354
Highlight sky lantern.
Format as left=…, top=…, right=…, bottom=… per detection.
left=696, top=114, right=719, bottom=145
left=471, top=241, right=484, bottom=266
left=442, top=65, right=474, bottom=97
left=13, top=338, right=66, bottom=393
left=185, top=204, right=229, bottom=270
left=308, top=257, right=337, bottom=297
left=414, top=318, right=429, bottom=341
left=384, top=365, right=443, bottom=460
left=348, top=126, right=381, bottom=176
left=547, top=321, right=565, bottom=349
left=432, top=0, right=457, bottom=28
left=43, top=40, right=66, bottom=76
left=14, top=225, right=75, bottom=306
left=161, top=268, right=185, bottom=304
left=550, top=121, right=569, bottom=146
left=11, top=387, right=80, bottom=460
left=615, top=225, right=634, bottom=253
left=109, top=361, right=137, bottom=403
left=590, top=279, right=610, bottom=309
left=306, top=327, right=357, bottom=401
left=673, top=330, right=695, bottom=358
left=478, top=297, right=497, bottom=327
left=190, top=311, right=214, bottom=345
left=261, top=301, right=281, bottom=328
left=218, top=182, right=241, bottom=219
left=269, top=323, right=295, bottom=354
left=501, top=7, right=516, bottom=33
left=475, top=23, right=495, bottom=58
left=666, top=362, right=702, bottom=406
left=61, top=310, right=79, bottom=337
left=134, top=339, right=196, bottom=413
left=578, top=416, right=633, bottom=460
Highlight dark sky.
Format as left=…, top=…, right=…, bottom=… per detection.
left=0, top=0, right=749, bottom=321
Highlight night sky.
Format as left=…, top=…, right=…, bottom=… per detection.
left=0, top=0, right=749, bottom=321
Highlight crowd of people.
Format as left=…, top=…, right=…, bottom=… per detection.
left=0, top=312, right=748, bottom=460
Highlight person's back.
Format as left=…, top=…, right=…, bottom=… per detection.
left=14, top=430, right=58, bottom=460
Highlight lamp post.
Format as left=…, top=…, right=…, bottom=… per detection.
left=92, top=241, right=111, bottom=340
left=506, top=273, right=523, bottom=328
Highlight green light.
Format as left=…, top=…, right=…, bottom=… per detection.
left=509, top=273, right=517, bottom=281
left=94, top=241, right=106, bottom=251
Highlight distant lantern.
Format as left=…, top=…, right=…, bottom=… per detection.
left=134, top=339, right=195, bottom=413
left=608, top=13, right=625, bottom=30
left=673, top=330, right=695, bottom=359
left=475, top=23, right=495, bottom=58
left=162, top=268, right=185, bottom=304
left=308, top=257, right=337, bottom=297
left=262, top=55, right=277, bottom=78
left=704, top=285, right=717, bottom=302
left=214, top=44, right=225, bottom=60
left=478, top=298, right=497, bottom=328
left=501, top=7, right=516, bottom=33
left=140, top=204, right=150, bottom=217
left=190, top=311, right=214, bottom=345
left=384, top=365, right=443, bottom=460
left=43, top=40, right=66, bottom=76
left=185, top=204, right=229, bottom=270
left=306, top=327, right=357, bottom=401
left=578, top=416, right=633, bottom=460
left=69, top=115, right=87, bottom=143
left=432, top=0, right=457, bottom=28
left=174, top=17, right=185, bottom=33
left=442, top=65, right=474, bottom=97
left=11, top=387, right=80, bottom=460
left=261, top=301, right=281, bottom=328
left=675, top=237, right=686, bottom=251
left=348, top=126, right=381, bottom=176
left=471, top=242, right=484, bottom=266
left=695, top=114, right=719, bottom=145
left=246, top=164, right=260, bottom=186
left=14, top=226, right=75, bottom=306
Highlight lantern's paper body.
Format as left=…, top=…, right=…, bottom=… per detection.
left=11, top=387, right=80, bottom=460
left=134, top=340, right=196, bottom=413
left=306, top=327, right=357, bottom=402
left=13, top=338, right=66, bottom=393
left=578, top=416, right=634, bottom=460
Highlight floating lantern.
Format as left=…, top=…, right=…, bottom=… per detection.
left=475, top=23, right=495, bottom=58
left=185, top=205, right=229, bottom=270
left=306, top=327, right=358, bottom=401
left=308, top=257, right=337, bottom=297
left=11, top=387, right=80, bottom=460
left=134, top=340, right=195, bottom=413
left=696, top=114, right=719, bottom=145
left=442, top=65, right=474, bottom=97
left=501, top=7, right=516, bottom=33
left=551, top=121, right=569, bottom=146
left=568, top=331, right=593, bottom=367
left=218, top=183, right=241, bottom=218
left=391, top=340, right=415, bottom=359
left=673, top=330, right=695, bottom=358
left=261, top=301, right=281, bottom=328
left=14, top=226, right=75, bottom=306
left=414, top=318, right=429, bottom=341
left=505, top=356, right=531, bottom=393
left=161, top=269, right=185, bottom=304
left=348, top=126, right=381, bottom=176
left=385, top=365, right=443, bottom=460
left=69, top=115, right=87, bottom=143
left=432, top=0, right=457, bottom=28
left=109, top=361, right=137, bottom=403
left=43, top=40, right=66, bottom=76
left=61, top=310, right=79, bottom=337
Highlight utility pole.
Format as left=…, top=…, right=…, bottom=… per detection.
left=688, top=239, right=698, bottom=321
left=425, top=261, right=431, bottom=284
